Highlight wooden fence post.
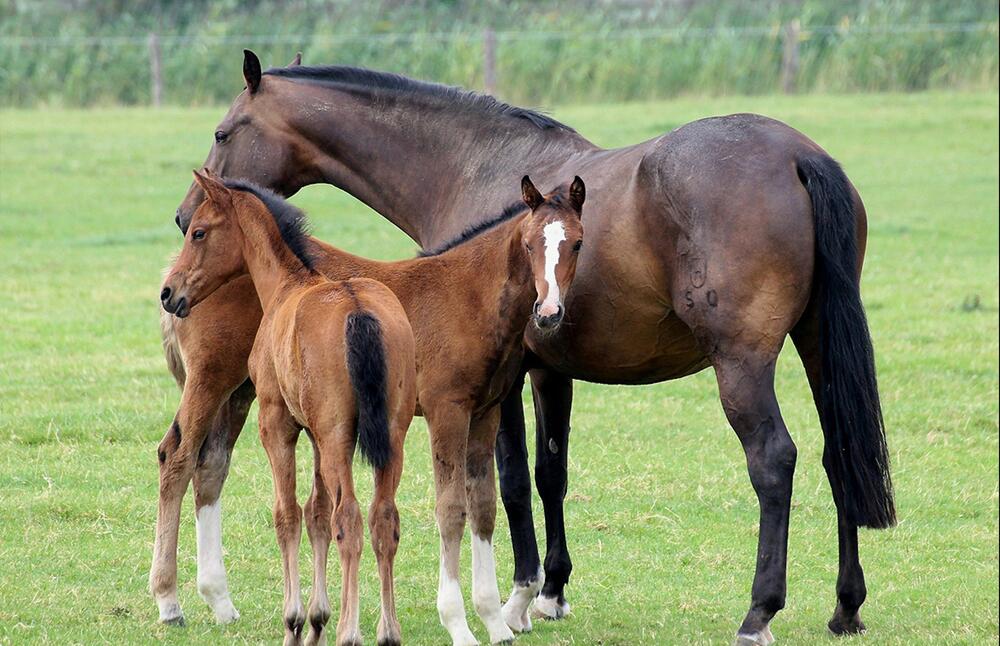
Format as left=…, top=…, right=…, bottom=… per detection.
left=483, top=28, right=497, bottom=96
left=781, top=20, right=800, bottom=94
left=148, top=32, right=163, bottom=107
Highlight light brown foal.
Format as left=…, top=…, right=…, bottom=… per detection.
left=162, top=170, right=416, bottom=646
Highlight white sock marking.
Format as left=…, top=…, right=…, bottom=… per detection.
left=472, top=536, right=514, bottom=643
left=195, top=500, right=239, bottom=623
left=437, top=561, right=478, bottom=646
left=539, top=221, right=566, bottom=317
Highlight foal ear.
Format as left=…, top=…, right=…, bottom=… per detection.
left=288, top=52, right=302, bottom=67
left=569, top=176, right=586, bottom=214
left=193, top=169, right=231, bottom=207
left=243, top=49, right=262, bottom=95
left=521, top=175, right=544, bottom=211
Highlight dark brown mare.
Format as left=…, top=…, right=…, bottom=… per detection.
left=156, top=169, right=587, bottom=645
left=162, top=170, right=417, bottom=645
left=156, top=51, right=894, bottom=644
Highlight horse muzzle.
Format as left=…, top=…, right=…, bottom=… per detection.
left=160, top=286, right=190, bottom=318
left=533, top=302, right=564, bottom=331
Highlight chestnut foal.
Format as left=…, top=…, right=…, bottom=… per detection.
left=161, top=173, right=586, bottom=645
left=162, top=170, right=416, bottom=646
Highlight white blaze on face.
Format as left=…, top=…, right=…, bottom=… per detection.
left=539, top=221, right=566, bottom=317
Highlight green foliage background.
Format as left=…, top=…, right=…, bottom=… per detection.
left=1, top=0, right=998, bottom=106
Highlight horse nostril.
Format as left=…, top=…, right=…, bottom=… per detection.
left=160, top=286, right=172, bottom=302
left=533, top=302, right=541, bottom=316
left=555, top=305, right=564, bottom=319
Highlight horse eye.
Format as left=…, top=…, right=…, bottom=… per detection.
left=192, top=229, right=206, bottom=240
left=525, top=243, right=533, bottom=252
left=214, top=130, right=228, bottom=144
left=572, top=240, right=583, bottom=252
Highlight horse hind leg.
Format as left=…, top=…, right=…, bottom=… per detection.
left=369, top=426, right=405, bottom=646
left=791, top=309, right=868, bottom=635
left=319, top=426, right=364, bottom=646
left=259, top=399, right=306, bottom=646
left=192, top=377, right=255, bottom=624
left=302, top=435, right=333, bottom=646
left=712, top=350, right=796, bottom=646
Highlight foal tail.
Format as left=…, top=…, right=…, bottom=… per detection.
left=344, top=311, right=391, bottom=470
left=797, top=154, right=896, bottom=530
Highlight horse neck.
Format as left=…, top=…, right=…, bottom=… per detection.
left=231, top=199, right=314, bottom=308
left=279, top=80, right=597, bottom=248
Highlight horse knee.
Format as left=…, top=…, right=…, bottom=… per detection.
left=534, top=463, right=568, bottom=502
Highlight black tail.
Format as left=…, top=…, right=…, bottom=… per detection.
left=344, top=311, right=391, bottom=470
left=797, top=154, right=896, bottom=529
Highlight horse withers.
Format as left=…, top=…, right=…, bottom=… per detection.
left=162, top=170, right=416, bottom=646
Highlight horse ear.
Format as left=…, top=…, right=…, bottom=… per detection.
left=288, top=52, right=302, bottom=67
left=521, top=175, right=544, bottom=211
left=569, top=176, right=586, bottom=215
left=193, top=168, right=231, bottom=206
left=243, top=49, right=262, bottom=94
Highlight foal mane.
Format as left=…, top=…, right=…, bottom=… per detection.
left=223, top=180, right=316, bottom=272
left=264, top=65, right=575, bottom=133
left=417, top=201, right=528, bottom=257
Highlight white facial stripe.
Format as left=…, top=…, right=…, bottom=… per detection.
left=540, top=221, right=566, bottom=315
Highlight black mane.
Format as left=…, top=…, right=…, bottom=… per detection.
left=264, top=65, right=575, bottom=133
left=418, top=201, right=528, bottom=257
left=224, top=179, right=316, bottom=272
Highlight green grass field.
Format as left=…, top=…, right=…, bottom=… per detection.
left=0, top=93, right=997, bottom=645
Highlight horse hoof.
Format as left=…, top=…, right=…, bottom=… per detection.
left=828, top=607, right=866, bottom=635
left=161, top=614, right=186, bottom=627
left=734, top=626, right=775, bottom=646
left=212, top=600, right=240, bottom=624
left=530, top=594, right=570, bottom=620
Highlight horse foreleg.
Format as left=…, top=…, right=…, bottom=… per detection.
left=467, top=407, right=515, bottom=645
left=191, top=377, right=255, bottom=624
left=495, top=371, right=543, bottom=633
left=150, top=374, right=236, bottom=625
left=714, top=352, right=796, bottom=646
left=527, top=368, right=574, bottom=621
left=427, top=402, right=478, bottom=646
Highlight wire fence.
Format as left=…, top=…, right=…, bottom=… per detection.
left=2, top=21, right=997, bottom=106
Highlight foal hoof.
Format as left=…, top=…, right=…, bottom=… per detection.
left=734, top=626, right=775, bottom=646
left=531, top=594, right=570, bottom=621
left=828, top=606, right=866, bottom=635
left=161, top=614, right=186, bottom=628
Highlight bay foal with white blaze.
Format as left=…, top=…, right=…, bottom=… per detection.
left=162, top=170, right=416, bottom=646
left=158, top=173, right=586, bottom=645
